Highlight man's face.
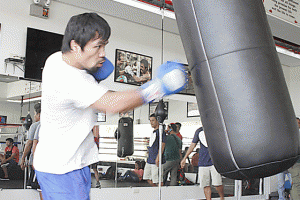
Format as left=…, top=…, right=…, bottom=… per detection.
left=34, top=111, right=40, bottom=122
left=6, top=140, right=12, bottom=147
left=140, top=63, right=146, bottom=74
left=150, top=117, right=159, bottom=129
left=76, top=35, right=108, bottom=73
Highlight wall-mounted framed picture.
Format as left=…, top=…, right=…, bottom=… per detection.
left=119, top=110, right=134, bottom=119
left=97, top=112, right=106, bottom=122
left=187, top=102, right=200, bottom=118
left=114, top=49, right=152, bottom=86
left=0, top=116, right=7, bottom=124
left=149, top=102, right=168, bottom=120
left=178, top=64, right=195, bottom=96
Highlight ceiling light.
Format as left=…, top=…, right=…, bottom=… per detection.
left=112, top=0, right=176, bottom=19
left=7, top=96, right=41, bottom=103
left=276, top=46, right=300, bottom=59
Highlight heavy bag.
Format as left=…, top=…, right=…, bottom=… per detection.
left=24, top=113, right=32, bottom=130
left=172, top=0, right=299, bottom=179
left=116, top=117, right=134, bottom=158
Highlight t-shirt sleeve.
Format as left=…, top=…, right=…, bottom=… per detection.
left=27, top=122, right=38, bottom=140
left=12, top=146, right=19, bottom=154
left=192, top=129, right=200, bottom=144
left=162, top=131, right=167, bottom=143
left=33, top=124, right=41, bottom=140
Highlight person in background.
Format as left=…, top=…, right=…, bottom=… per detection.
left=175, top=122, right=183, bottom=140
left=143, top=114, right=166, bottom=187
left=181, top=127, right=224, bottom=200
left=0, top=138, right=19, bottom=180
left=90, top=126, right=101, bottom=188
left=287, top=117, right=300, bottom=200
left=163, top=123, right=182, bottom=186
left=118, top=161, right=144, bottom=182
left=20, top=103, right=41, bottom=186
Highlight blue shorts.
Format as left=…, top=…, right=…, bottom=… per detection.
left=35, top=166, right=91, bottom=200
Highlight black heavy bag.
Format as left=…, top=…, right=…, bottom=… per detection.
left=24, top=113, right=32, bottom=130
left=172, top=0, right=299, bottom=179
left=116, top=117, right=134, bottom=158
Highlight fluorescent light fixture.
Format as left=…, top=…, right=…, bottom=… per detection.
left=112, top=0, right=176, bottom=19
left=7, top=96, right=41, bottom=103
left=276, top=46, right=300, bottom=59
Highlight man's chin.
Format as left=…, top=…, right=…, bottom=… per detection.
left=87, top=67, right=99, bottom=74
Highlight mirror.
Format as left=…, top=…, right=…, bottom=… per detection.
left=0, top=79, right=41, bottom=189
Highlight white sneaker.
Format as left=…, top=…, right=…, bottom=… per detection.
left=1, top=163, right=9, bottom=168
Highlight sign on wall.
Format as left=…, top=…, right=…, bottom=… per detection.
left=264, top=0, right=300, bottom=25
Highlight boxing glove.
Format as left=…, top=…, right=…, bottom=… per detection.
left=139, top=61, right=188, bottom=103
left=92, top=57, right=114, bottom=82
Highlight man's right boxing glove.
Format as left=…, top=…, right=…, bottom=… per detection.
left=139, top=61, right=188, bottom=103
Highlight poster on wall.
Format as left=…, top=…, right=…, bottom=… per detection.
left=114, top=49, right=152, bottom=86
left=179, top=64, right=195, bottom=96
left=263, top=0, right=300, bottom=26
left=187, top=102, right=200, bottom=118
left=97, top=112, right=106, bottom=122
left=0, top=116, right=7, bottom=124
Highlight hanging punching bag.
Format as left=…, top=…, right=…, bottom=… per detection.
left=172, top=0, right=299, bottom=179
left=116, top=117, right=134, bottom=158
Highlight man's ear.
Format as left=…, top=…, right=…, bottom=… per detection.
left=70, top=40, right=81, bottom=52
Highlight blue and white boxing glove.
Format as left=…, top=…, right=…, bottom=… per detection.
left=139, top=61, right=188, bottom=103
left=92, top=57, right=114, bottom=82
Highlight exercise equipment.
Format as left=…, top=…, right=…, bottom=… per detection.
left=115, top=117, right=134, bottom=158
left=172, top=0, right=299, bottom=179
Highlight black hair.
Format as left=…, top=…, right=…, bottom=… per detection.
left=6, top=138, right=13, bottom=144
left=169, top=124, right=177, bottom=133
left=175, top=122, right=181, bottom=129
left=61, top=12, right=111, bottom=53
left=150, top=113, right=156, bottom=119
left=34, top=103, right=41, bottom=114
left=140, top=59, right=148, bottom=70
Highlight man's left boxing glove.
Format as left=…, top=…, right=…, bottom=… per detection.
left=92, top=57, right=114, bottom=82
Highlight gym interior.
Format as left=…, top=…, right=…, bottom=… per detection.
left=0, top=0, right=300, bottom=199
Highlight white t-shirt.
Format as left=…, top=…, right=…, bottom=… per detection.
left=34, top=52, right=108, bottom=174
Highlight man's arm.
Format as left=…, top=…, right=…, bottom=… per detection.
left=2, top=147, right=17, bottom=164
left=91, top=90, right=144, bottom=114
left=155, top=142, right=166, bottom=167
left=20, top=140, right=33, bottom=170
left=31, top=139, right=38, bottom=170
left=180, top=142, right=197, bottom=168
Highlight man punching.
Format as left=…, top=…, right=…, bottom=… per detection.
left=33, top=12, right=187, bottom=200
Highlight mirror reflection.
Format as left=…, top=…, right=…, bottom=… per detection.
left=0, top=79, right=235, bottom=199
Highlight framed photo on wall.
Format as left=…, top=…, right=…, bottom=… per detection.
left=97, top=112, right=106, bottom=122
left=119, top=110, right=134, bottom=119
left=149, top=102, right=168, bottom=120
left=114, top=49, right=152, bottom=86
left=179, top=64, right=195, bottom=96
left=0, top=116, right=7, bottom=124
left=187, top=102, right=200, bottom=118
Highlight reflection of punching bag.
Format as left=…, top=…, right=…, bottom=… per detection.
left=116, top=117, right=134, bottom=158
left=173, top=0, right=299, bottom=179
